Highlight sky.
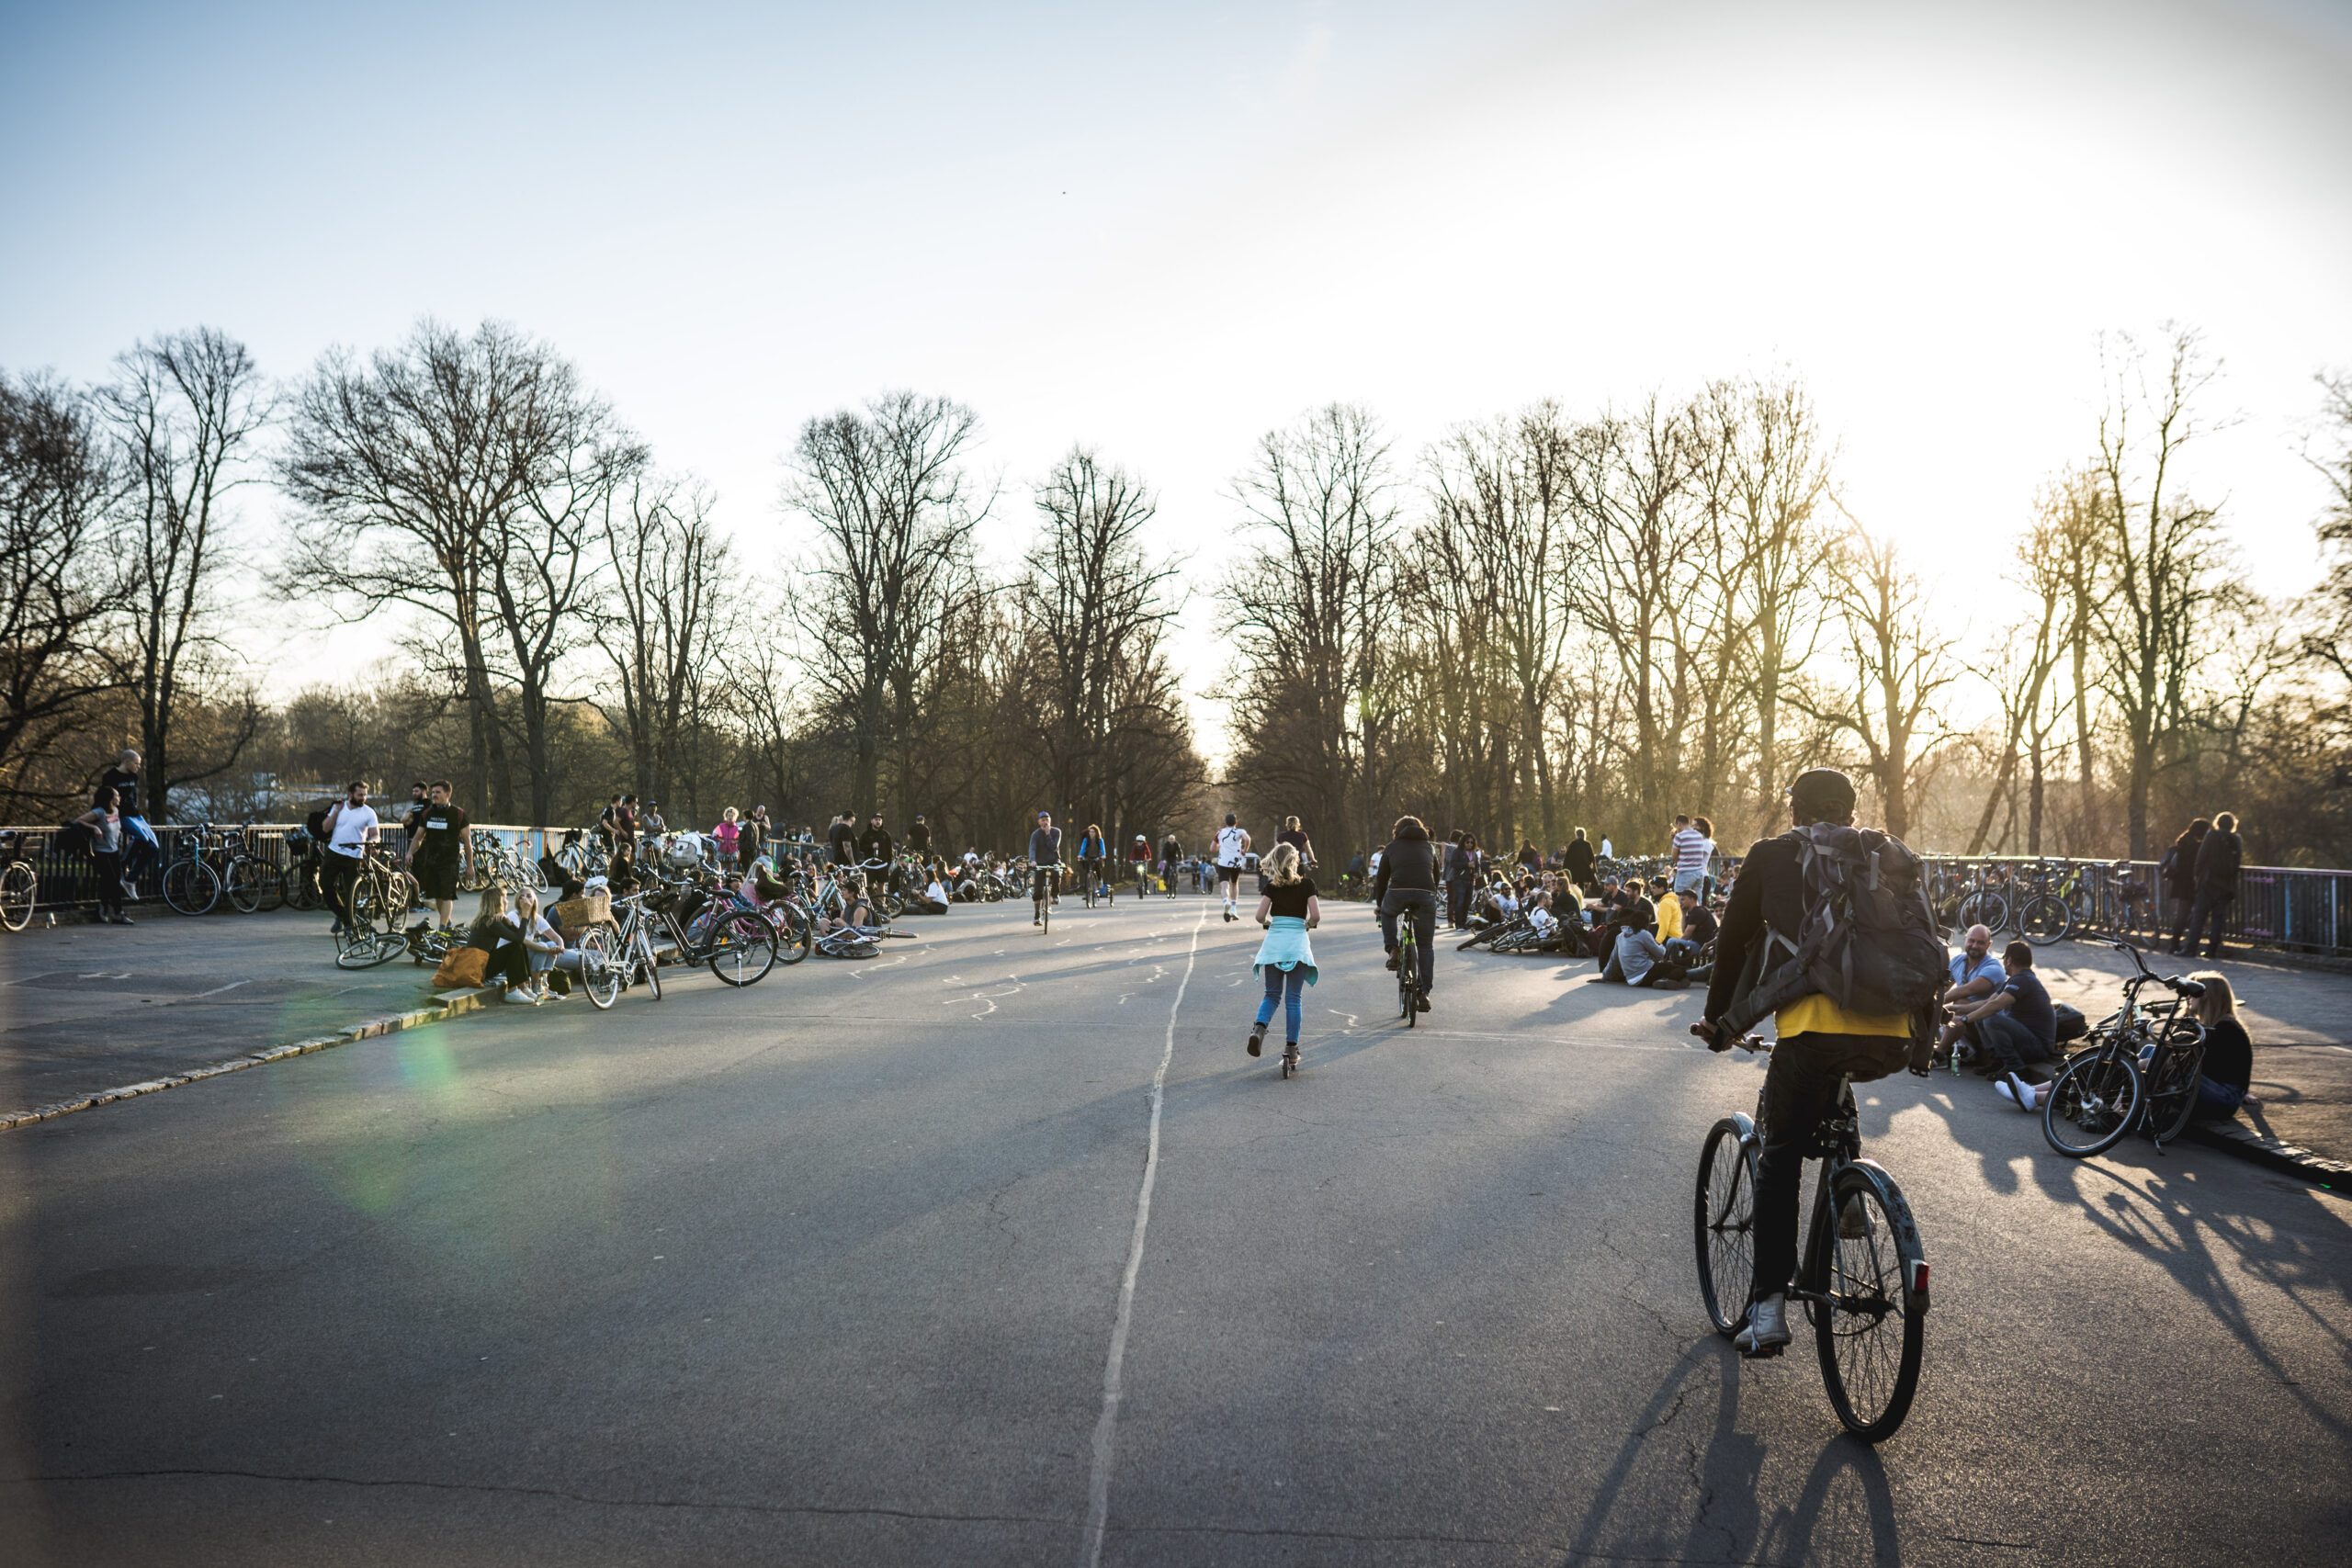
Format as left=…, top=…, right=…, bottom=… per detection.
left=6, top=0, right=2349, bottom=761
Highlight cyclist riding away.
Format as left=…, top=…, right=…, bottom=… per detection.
left=1215, top=813, right=1251, bottom=922
left=1159, top=832, right=1182, bottom=897
left=1690, top=767, right=1926, bottom=1358
left=1373, top=814, right=1439, bottom=1011
left=1029, top=810, right=1062, bottom=926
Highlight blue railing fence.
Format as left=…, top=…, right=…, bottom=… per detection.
left=1917, top=854, right=2351, bottom=960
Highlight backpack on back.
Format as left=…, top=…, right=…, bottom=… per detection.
left=1720, top=823, right=1949, bottom=1069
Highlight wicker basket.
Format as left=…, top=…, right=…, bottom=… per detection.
left=552, top=891, right=611, bottom=928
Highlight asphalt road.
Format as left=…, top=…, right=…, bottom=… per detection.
left=3, top=893, right=2346, bottom=1566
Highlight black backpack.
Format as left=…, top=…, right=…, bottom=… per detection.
left=1720, top=824, right=1949, bottom=1065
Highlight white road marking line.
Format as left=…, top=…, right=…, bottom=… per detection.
left=194, top=978, right=254, bottom=998
left=1081, top=900, right=1205, bottom=1568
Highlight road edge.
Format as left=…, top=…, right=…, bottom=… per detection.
left=2187, top=1119, right=2351, bottom=1188
left=0, top=988, right=499, bottom=1133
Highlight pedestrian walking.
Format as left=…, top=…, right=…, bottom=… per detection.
left=1247, top=842, right=1320, bottom=1073
left=2185, top=810, right=2244, bottom=959
left=401, top=781, right=471, bottom=931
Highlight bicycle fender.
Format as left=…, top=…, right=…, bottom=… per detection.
left=1838, top=1158, right=1930, bottom=1314
left=1729, top=1111, right=1758, bottom=1144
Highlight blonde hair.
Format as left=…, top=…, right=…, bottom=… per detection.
left=1283, top=815, right=1300, bottom=830
left=468, top=884, right=509, bottom=940
left=1264, top=842, right=1304, bottom=886
left=514, top=887, right=539, bottom=921
left=2190, top=971, right=2237, bottom=1027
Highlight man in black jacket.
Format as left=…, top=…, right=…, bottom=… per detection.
left=1563, top=828, right=1597, bottom=890
left=2185, top=809, right=2243, bottom=959
left=854, top=812, right=894, bottom=864
left=1691, top=768, right=1915, bottom=1359
left=1373, top=815, right=1440, bottom=1009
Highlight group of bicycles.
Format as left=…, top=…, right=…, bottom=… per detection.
left=1935, top=857, right=2156, bottom=947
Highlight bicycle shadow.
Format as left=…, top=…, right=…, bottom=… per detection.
left=1562, top=1339, right=1905, bottom=1565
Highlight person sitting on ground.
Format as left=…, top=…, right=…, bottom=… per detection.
left=2184, top=971, right=2259, bottom=1118
left=1962, top=941, right=2060, bottom=1111
left=830, top=872, right=876, bottom=932
left=466, top=886, right=537, bottom=1003
left=1676, top=888, right=1718, bottom=949
left=1600, top=908, right=1708, bottom=988
left=514, top=887, right=566, bottom=999
left=1929, top=924, right=2007, bottom=1066
left=1652, top=876, right=1683, bottom=943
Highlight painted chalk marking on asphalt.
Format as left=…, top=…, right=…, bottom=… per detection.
left=1081, top=899, right=1206, bottom=1568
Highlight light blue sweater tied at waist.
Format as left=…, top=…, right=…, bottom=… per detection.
left=1252, top=915, right=1317, bottom=986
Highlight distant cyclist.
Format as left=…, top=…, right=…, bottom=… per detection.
left=1373, top=814, right=1439, bottom=1011
left=1275, top=815, right=1315, bottom=869
left=1028, top=810, right=1063, bottom=926
left=1076, top=822, right=1109, bottom=902
left=1214, top=813, right=1251, bottom=922
left=1159, top=832, right=1182, bottom=897
left=1129, top=833, right=1154, bottom=894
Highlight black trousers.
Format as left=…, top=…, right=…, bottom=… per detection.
left=322, top=852, right=361, bottom=924
left=2185, top=888, right=2233, bottom=957
left=1750, top=1032, right=1905, bottom=1304
left=92, top=849, right=124, bottom=919
left=483, top=942, right=530, bottom=990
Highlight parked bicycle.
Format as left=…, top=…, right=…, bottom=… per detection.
left=0, top=830, right=37, bottom=931
left=1694, top=1037, right=1930, bottom=1443
left=2041, top=940, right=2208, bottom=1157
left=164, top=824, right=281, bottom=915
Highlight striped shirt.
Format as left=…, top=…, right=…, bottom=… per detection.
left=1673, top=828, right=1708, bottom=874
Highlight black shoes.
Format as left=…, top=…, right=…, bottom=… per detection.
left=1385, top=953, right=1400, bottom=971
left=1247, top=1022, right=1265, bottom=1057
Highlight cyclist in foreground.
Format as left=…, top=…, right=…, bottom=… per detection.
left=1690, top=768, right=1928, bottom=1357
left=1372, top=814, right=1439, bottom=1011
left=1028, top=810, right=1062, bottom=926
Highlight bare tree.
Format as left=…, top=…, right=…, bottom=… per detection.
left=96, top=328, right=273, bottom=820
left=1800, top=525, right=1959, bottom=840
left=283, top=319, right=643, bottom=819
left=2305, top=370, right=2352, bottom=694
left=595, top=474, right=734, bottom=811
left=2089, top=327, right=2227, bottom=856
left=0, top=371, right=124, bottom=808
left=786, top=391, right=984, bottom=815
left=1227, top=404, right=1399, bottom=859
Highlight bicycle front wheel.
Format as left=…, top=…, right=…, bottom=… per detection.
left=334, top=931, right=404, bottom=969
left=1694, top=1120, right=1759, bottom=1337
left=1956, top=890, right=2008, bottom=936
left=637, top=930, right=663, bottom=1000
left=707, top=914, right=776, bottom=987
left=770, top=903, right=813, bottom=964
left=2042, top=1048, right=2143, bottom=1158
left=2018, top=894, right=2070, bottom=946
left=1809, top=1167, right=1926, bottom=1444
left=2142, top=1024, right=2206, bottom=1145
left=579, top=928, right=622, bottom=1010
left=0, top=863, right=36, bottom=931
left=224, top=856, right=268, bottom=914
left=163, top=860, right=220, bottom=916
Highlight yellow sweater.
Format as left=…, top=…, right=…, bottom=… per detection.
left=1656, top=896, right=1681, bottom=942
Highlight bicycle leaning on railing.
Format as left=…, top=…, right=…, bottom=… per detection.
left=1693, top=1035, right=1930, bottom=1443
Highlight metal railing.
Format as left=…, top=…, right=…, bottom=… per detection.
left=1918, top=854, right=2352, bottom=960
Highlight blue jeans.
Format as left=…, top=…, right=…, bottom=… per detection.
left=1256, top=964, right=1306, bottom=1042
left=1674, top=868, right=1704, bottom=895
left=1664, top=936, right=1702, bottom=964
left=1379, top=888, right=1438, bottom=997
left=2197, top=1076, right=2246, bottom=1117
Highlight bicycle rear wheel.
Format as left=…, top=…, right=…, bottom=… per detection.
left=1694, top=1119, right=1759, bottom=1336
left=0, top=863, right=35, bottom=931
left=2141, top=1025, right=2206, bottom=1145
left=1809, top=1167, right=1926, bottom=1443
left=1399, top=943, right=1419, bottom=1026
left=2018, top=894, right=2070, bottom=946
left=334, top=931, right=404, bottom=969
left=2041, top=1048, right=2143, bottom=1158
left=1956, top=890, right=2008, bottom=936
left=637, top=929, right=663, bottom=1000
left=224, top=856, right=269, bottom=914
left=163, top=859, right=220, bottom=916
left=579, top=928, right=622, bottom=1010
left=770, top=903, right=813, bottom=964
left=707, top=914, right=776, bottom=987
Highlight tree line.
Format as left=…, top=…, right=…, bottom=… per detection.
left=1223, top=330, right=2351, bottom=870
left=4, top=318, right=2345, bottom=867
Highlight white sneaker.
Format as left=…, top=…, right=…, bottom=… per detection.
left=1995, top=1080, right=2017, bottom=1105
left=503, top=989, right=536, bottom=1004
left=2007, top=1072, right=2038, bottom=1112
left=1734, top=1292, right=1791, bottom=1356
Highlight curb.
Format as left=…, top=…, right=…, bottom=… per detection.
left=2188, top=1120, right=2351, bottom=1188
left=0, top=987, right=500, bottom=1133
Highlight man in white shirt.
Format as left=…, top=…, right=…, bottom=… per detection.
left=1214, top=813, right=1250, bottom=922
left=320, top=780, right=381, bottom=936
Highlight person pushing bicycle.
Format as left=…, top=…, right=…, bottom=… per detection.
left=1690, top=768, right=1928, bottom=1357
left=1028, top=810, right=1062, bottom=927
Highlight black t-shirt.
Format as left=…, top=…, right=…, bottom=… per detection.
left=1683, top=905, right=1720, bottom=944
left=100, top=767, right=141, bottom=818
left=2199, top=1016, right=2252, bottom=1095
left=1159, top=838, right=1181, bottom=862
left=906, top=822, right=931, bottom=853
left=828, top=821, right=854, bottom=862
left=1265, top=876, right=1317, bottom=919
left=415, top=804, right=469, bottom=862
left=2001, top=968, right=2056, bottom=1046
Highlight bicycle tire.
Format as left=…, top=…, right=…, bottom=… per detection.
left=254, top=859, right=287, bottom=912
left=580, top=928, right=622, bottom=1009
left=2141, top=1023, right=2206, bottom=1145
left=1955, top=890, right=2007, bottom=936
left=224, top=856, right=268, bottom=914
left=2041, top=1048, right=2143, bottom=1158
left=0, top=863, right=36, bottom=931
left=707, top=913, right=776, bottom=987
left=1399, top=940, right=1419, bottom=1026
left=334, top=931, right=405, bottom=970
left=1694, top=1119, right=1759, bottom=1337
left=2018, top=894, right=2070, bottom=946
left=638, top=930, right=663, bottom=1000
left=163, top=859, right=220, bottom=916
left=1810, top=1166, right=1926, bottom=1443
left=770, top=903, right=813, bottom=964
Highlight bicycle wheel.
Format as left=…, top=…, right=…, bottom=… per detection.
left=2041, top=1048, right=2143, bottom=1158
left=253, top=858, right=286, bottom=912
left=1399, top=945, right=1419, bottom=1026
left=2141, top=1025, right=2206, bottom=1145
left=1955, top=890, right=2007, bottom=935
left=1809, top=1167, right=1926, bottom=1444
left=770, top=903, right=813, bottom=964
left=579, top=928, right=622, bottom=1010
left=334, top=931, right=404, bottom=969
left=0, top=863, right=35, bottom=931
left=286, top=862, right=320, bottom=911
left=163, top=859, right=220, bottom=916
left=1694, top=1119, right=1760, bottom=1337
left=224, top=856, right=269, bottom=914
left=2017, top=894, right=2069, bottom=946
left=637, top=929, right=663, bottom=1000
left=707, top=913, right=776, bottom=987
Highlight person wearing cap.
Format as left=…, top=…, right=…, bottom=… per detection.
left=1692, top=767, right=1915, bottom=1359
left=854, top=811, right=894, bottom=864
left=905, top=814, right=931, bottom=857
